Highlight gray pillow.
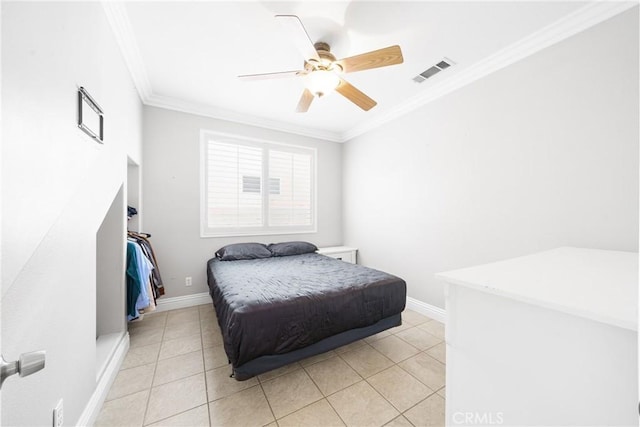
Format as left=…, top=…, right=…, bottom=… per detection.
left=215, top=243, right=272, bottom=261
left=268, top=241, right=318, bottom=257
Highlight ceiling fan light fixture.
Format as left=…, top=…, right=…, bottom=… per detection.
left=239, top=16, right=403, bottom=112
left=305, top=70, right=340, bottom=97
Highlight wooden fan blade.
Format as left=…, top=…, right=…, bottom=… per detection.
left=296, top=88, right=314, bottom=113
left=275, top=15, right=320, bottom=61
left=335, top=78, right=377, bottom=111
left=238, top=70, right=304, bottom=81
left=336, top=45, right=403, bottom=74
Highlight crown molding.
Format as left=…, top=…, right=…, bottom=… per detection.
left=145, top=94, right=344, bottom=142
left=343, top=1, right=638, bottom=141
left=102, top=1, right=153, bottom=101
left=103, top=1, right=636, bottom=144
left=100, top=1, right=342, bottom=142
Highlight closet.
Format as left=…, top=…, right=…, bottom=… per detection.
left=96, top=185, right=126, bottom=380
left=125, top=158, right=164, bottom=321
left=95, top=157, right=146, bottom=381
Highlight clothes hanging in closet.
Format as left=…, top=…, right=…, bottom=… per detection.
left=126, top=232, right=165, bottom=320
left=128, top=231, right=165, bottom=297
left=127, top=240, right=154, bottom=320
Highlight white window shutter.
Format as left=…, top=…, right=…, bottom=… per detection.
left=268, top=150, right=312, bottom=227
left=201, top=132, right=316, bottom=237
left=206, top=141, right=263, bottom=228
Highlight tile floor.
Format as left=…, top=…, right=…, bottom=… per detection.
left=95, top=304, right=446, bottom=427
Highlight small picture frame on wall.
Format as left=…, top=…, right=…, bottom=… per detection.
left=77, top=86, right=104, bottom=144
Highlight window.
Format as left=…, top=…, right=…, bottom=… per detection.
left=201, top=131, right=316, bottom=237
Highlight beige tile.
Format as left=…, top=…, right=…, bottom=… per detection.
left=147, top=404, right=209, bottom=427
left=367, top=366, right=433, bottom=412
left=417, top=321, right=445, bottom=340
left=145, top=373, right=207, bottom=425
left=153, top=350, right=204, bottom=386
left=167, top=308, right=200, bottom=324
left=402, top=310, right=432, bottom=326
left=201, top=319, right=221, bottom=335
left=384, top=415, right=414, bottom=427
left=389, top=321, right=413, bottom=334
left=437, top=387, right=445, bottom=398
left=328, top=381, right=399, bottom=427
left=205, top=365, right=258, bottom=401
left=159, top=334, right=202, bottom=360
left=129, top=313, right=166, bottom=330
left=334, top=339, right=367, bottom=354
left=257, top=362, right=301, bottom=382
left=95, top=389, right=148, bottom=427
left=198, top=303, right=214, bottom=313
left=130, top=327, right=164, bottom=348
left=304, top=355, right=361, bottom=396
left=261, top=368, right=322, bottom=419
left=300, top=350, right=337, bottom=367
left=426, top=342, right=446, bottom=364
left=404, top=394, right=445, bottom=427
left=114, top=304, right=449, bottom=427
left=208, top=385, right=274, bottom=426
left=370, top=335, right=420, bottom=363
left=398, top=353, right=446, bottom=391
left=145, top=311, right=169, bottom=319
left=340, top=345, right=394, bottom=378
left=106, top=363, right=155, bottom=401
left=163, top=320, right=201, bottom=341
left=364, top=330, right=392, bottom=344
left=128, top=324, right=155, bottom=336
left=201, top=331, right=224, bottom=349
left=278, top=399, right=345, bottom=427
left=121, top=342, right=160, bottom=370
left=203, top=345, right=229, bottom=371
left=395, top=327, right=441, bottom=351
left=199, top=309, right=217, bottom=324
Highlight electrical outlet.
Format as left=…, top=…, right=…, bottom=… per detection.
left=185, top=276, right=192, bottom=286
left=53, top=399, right=63, bottom=427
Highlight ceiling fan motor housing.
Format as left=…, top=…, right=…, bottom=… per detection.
left=310, top=42, right=342, bottom=72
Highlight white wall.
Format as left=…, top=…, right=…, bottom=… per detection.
left=96, top=186, right=126, bottom=337
left=142, top=106, right=343, bottom=298
left=2, top=2, right=142, bottom=425
left=343, top=8, right=639, bottom=309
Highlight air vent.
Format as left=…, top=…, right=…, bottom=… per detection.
left=413, top=58, right=455, bottom=83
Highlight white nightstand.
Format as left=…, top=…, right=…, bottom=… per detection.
left=317, top=246, right=358, bottom=264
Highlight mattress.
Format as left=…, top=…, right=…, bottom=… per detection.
left=206, top=253, right=406, bottom=378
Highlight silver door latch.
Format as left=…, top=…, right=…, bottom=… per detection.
left=0, top=351, right=46, bottom=389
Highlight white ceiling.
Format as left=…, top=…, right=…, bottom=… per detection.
left=109, top=1, right=631, bottom=141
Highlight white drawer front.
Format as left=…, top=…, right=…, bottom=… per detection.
left=317, top=247, right=358, bottom=264
left=324, top=251, right=355, bottom=264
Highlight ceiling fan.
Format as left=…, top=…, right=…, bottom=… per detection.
left=238, top=15, right=404, bottom=113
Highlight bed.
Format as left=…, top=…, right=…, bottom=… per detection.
left=206, top=242, right=406, bottom=380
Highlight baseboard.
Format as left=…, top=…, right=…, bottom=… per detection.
left=154, top=292, right=212, bottom=313
left=77, top=332, right=129, bottom=426
left=406, top=296, right=446, bottom=323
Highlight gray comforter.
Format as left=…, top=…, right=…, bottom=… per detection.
left=207, top=253, right=406, bottom=371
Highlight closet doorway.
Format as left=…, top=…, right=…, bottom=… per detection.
left=95, top=185, right=126, bottom=380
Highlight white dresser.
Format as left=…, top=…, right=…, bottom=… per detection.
left=317, top=246, right=358, bottom=264
left=437, top=247, right=638, bottom=426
